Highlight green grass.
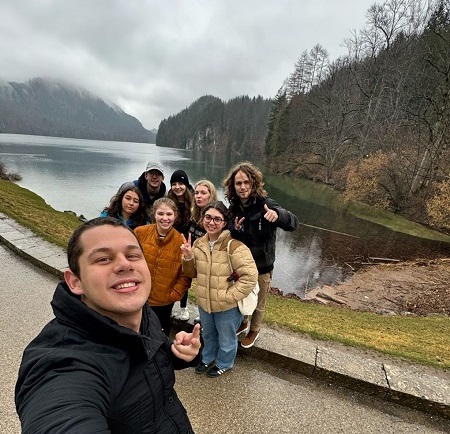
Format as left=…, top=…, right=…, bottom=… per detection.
left=265, top=295, right=449, bottom=369
left=0, top=180, right=81, bottom=247
left=1, top=179, right=449, bottom=369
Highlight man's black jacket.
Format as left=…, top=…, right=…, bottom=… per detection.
left=15, top=282, right=197, bottom=433
left=229, top=196, right=299, bottom=274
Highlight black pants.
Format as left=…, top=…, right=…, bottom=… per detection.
left=150, top=303, right=175, bottom=336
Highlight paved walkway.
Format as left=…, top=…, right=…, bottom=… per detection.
left=0, top=212, right=449, bottom=421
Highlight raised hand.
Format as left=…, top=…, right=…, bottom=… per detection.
left=180, top=233, right=193, bottom=259
left=171, top=323, right=201, bottom=361
left=234, top=216, right=245, bottom=230
left=263, top=203, right=278, bottom=223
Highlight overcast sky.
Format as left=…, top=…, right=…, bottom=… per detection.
left=0, top=0, right=376, bottom=130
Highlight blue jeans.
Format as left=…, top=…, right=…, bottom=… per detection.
left=198, top=305, right=243, bottom=370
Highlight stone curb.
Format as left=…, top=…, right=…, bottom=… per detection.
left=1, top=212, right=449, bottom=420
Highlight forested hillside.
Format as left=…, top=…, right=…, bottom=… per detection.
left=0, top=78, right=156, bottom=143
left=266, top=0, right=450, bottom=230
left=156, top=95, right=271, bottom=156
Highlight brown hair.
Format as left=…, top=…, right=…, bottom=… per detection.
left=102, top=186, right=149, bottom=228
left=168, top=186, right=194, bottom=229
left=202, top=201, right=230, bottom=225
left=151, top=197, right=179, bottom=224
left=223, top=161, right=267, bottom=202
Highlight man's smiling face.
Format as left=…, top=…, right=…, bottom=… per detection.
left=64, top=225, right=151, bottom=329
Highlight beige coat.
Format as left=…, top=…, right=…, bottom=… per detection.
left=182, top=230, right=258, bottom=313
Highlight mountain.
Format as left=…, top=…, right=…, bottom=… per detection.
left=0, top=78, right=156, bottom=143
left=156, top=95, right=271, bottom=156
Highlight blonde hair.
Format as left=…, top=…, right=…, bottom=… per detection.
left=192, top=179, right=218, bottom=223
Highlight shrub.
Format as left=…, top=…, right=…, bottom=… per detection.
left=426, top=180, right=450, bottom=230
left=341, top=151, right=391, bottom=209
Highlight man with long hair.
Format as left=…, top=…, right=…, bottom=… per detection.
left=223, top=162, right=299, bottom=348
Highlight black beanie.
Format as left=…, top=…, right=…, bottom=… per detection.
left=170, top=170, right=190, bottom=187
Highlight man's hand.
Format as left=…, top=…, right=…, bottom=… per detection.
left=234, top=216, right=245, bottom=230
left=180, top=233, right=193, bottom=260
left=171, top=323, right=201, bottom=361
left=263, top=203, right=278, bottom=223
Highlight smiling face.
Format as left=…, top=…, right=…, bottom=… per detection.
left=203, top=208, right=226, bottom=241
left=154, top=204, right=175, bottom=235
left=64, top=225, right=151, bottom=331
left=195, top=184, right=211, bottom=209
left=171, top=182, right=187, bottom=197
left=145, top=170, right=164, bottom=190
left=121, top=190, right=140, bottom=217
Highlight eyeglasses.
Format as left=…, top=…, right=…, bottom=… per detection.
left=203, top=214, right=225, bottom=224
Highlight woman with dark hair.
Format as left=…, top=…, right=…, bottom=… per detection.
left=100, top=186, right=150, bottom=229
left=168, top=169, right=194, bottom=237
left=168, top=170, right=195, bottom=321
left=181, top=201, right=258, bottom=377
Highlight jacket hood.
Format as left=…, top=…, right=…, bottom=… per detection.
left=137, top=173, right=167, bottom=199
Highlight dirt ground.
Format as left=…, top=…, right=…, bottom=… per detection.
left=298, top=258, right=450, bottom=316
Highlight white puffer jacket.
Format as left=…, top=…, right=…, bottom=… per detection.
left=182, top=230, right=258, bottom=313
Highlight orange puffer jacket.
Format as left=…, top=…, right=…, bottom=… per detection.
left=134, top=224, right=190, bottom=306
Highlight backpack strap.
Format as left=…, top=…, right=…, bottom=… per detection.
left=226, top=238, right=243, bottom=272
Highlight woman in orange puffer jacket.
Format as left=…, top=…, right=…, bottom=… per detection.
left=134, top=197, right=190, bottom=336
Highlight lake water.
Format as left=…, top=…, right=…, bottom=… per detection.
left=1, top=133, right=450, bottom=296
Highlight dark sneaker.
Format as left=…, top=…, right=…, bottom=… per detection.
left=240, top=330, right=259, bottom=348
left=236, top=321, right=250, bottom=336
left=195, top=362, right=214, bottom=374
left=206, top=365, right=230, bottom=378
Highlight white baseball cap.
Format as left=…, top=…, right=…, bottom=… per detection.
left=145, top=162, right=164, bottom=176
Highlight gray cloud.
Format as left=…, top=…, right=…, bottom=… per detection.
left=1, top=0, right=374, bottom=129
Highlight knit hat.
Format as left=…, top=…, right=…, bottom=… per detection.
left=170, top=170, right=190, bottom=187
left=145, top=162, right=164, bottom=176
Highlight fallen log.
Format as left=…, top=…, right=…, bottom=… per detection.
left=368, top=257, right=400, bottom=263
left=316, top=292, right=350, bottom=306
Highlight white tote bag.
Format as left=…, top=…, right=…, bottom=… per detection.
left=226, top=240, right=260, bottom=316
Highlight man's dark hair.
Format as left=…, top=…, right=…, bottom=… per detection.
left=202, top=201, right=230, bottom=225
left=67, top=217, right=135, bottom=277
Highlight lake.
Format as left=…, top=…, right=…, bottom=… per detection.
left=1, top=133, right=450, bottom=296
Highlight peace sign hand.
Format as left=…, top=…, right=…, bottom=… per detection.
left=234, top=216, right=245, bottom=231
left=264, top=204, right=278, bottom=223
left=180, top=233, right=193, bottom=260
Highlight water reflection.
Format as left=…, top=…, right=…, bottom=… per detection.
left=1, top=133, right=449, bottom=297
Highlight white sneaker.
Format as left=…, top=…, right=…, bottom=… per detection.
left=178, top=307, right=190, bottom=321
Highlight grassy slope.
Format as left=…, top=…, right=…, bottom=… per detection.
left=1, top=180, right=449, bottom=369
left=0, top=180, right=81, bottom=247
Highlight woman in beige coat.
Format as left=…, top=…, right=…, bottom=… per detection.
left=181, top=201, right=258, bottom=377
